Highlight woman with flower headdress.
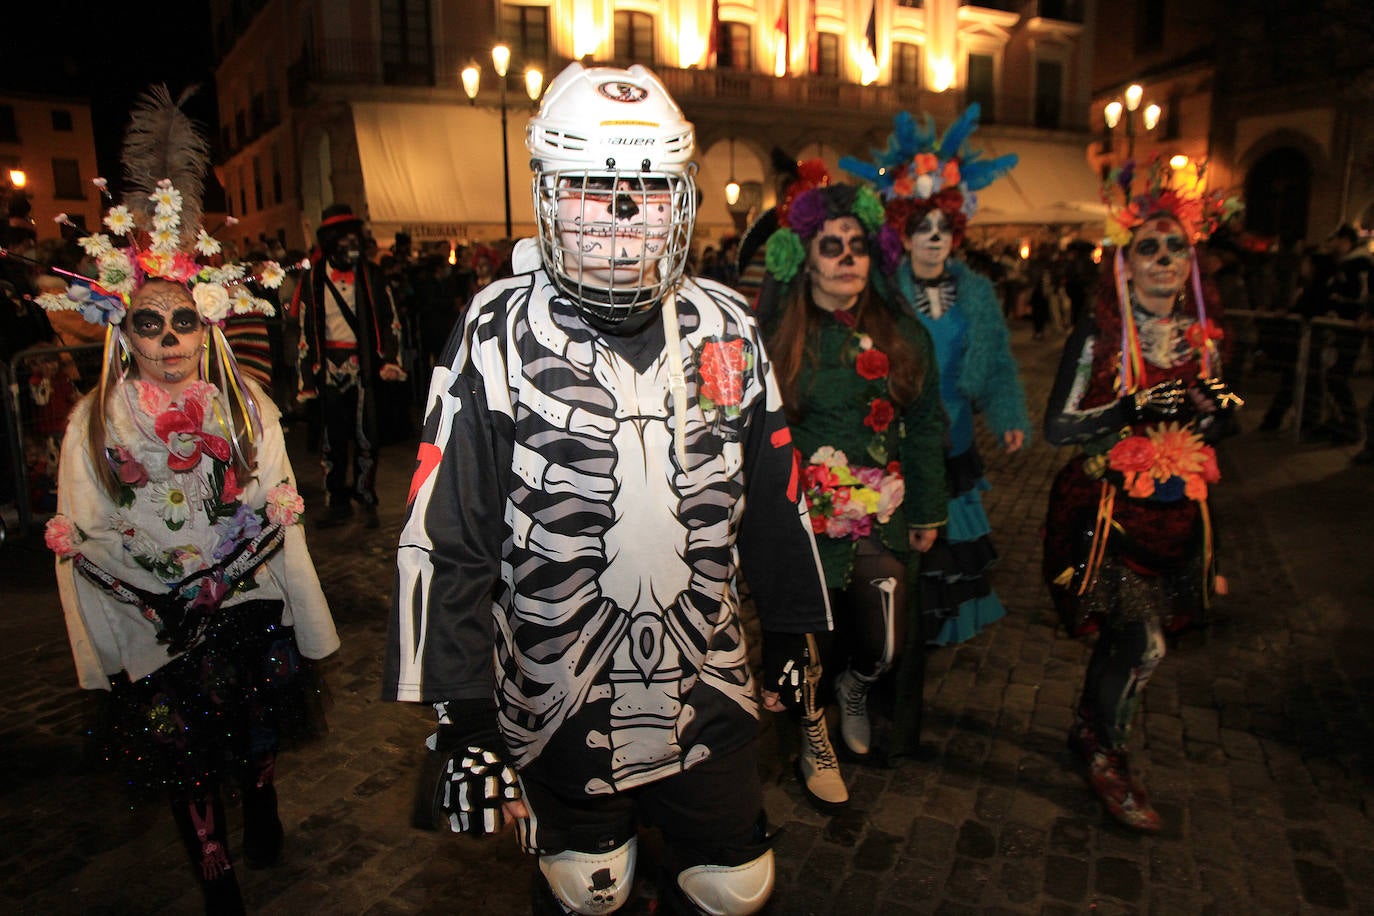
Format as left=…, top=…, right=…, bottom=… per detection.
left=759, top=181, right=947, bottom=800
left=35, top=87, right=338, bottom=914
left=841, top=104, right=1030, bottom=652
left=1040, top=158, right=1242, bottom=832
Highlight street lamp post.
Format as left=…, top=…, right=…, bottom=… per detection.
left=1102, top=83, right=1161, bottom=159
left=460, top=46, right=543, bottom=241
left=492, top=44, right=513, bottom=240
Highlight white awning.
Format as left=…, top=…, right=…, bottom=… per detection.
left=352, top=100, right=534, bottom=237
left=967, top=134, right=1106, bottom=227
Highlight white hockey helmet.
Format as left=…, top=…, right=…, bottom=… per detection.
left=527, top=62, right=698, bottom=324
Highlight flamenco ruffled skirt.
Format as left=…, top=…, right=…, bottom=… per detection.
left=97, top=599, right=328, bottom=796
left=921, top=449, right=1007, bottom=646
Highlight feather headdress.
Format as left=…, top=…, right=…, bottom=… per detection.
left=36, top=84, right=295, bottom=326
left=1101, top=155, right=1243, bottom=248
left=840, top=103, right=1017, bottom=269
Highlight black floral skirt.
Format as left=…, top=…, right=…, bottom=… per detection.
left=99, top=599, right=329, bottom=795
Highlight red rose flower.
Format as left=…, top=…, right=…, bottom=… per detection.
left=1185, top=320, right=1224, bottom=350
left=699, top=339, right=748, bottom=407
left=1108, top=435, right=1158, bottom=475
left=855, top=349, right=889, bottom=381
left=863, top=398, right=895, bottom=433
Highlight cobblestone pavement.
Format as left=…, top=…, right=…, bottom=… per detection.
left=2, top=323, right=1372, bottom=915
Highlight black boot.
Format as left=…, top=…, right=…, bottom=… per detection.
left=241, top=762, right=284, bottom=869
left=170, top=792, right=245, bottom=916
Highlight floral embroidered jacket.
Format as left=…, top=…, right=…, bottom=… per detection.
left=385, top=238, right=831, bottom=798
left=791, top=316, right=949, bottom=588
left=53, top=379, right=338, bottom=690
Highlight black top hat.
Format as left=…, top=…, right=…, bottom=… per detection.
left=317, top=203, right=364, bottom=244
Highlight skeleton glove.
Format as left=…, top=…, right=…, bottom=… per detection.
left=762, top=631, right=812, bottom=712
left=1195, top=377, right=1244, bottom=413
left=1125, top=379, right=1188, bottom=422
left=421, top=701, right=520, bottom=837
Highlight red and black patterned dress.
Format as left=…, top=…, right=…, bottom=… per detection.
left=1042, top=277, right=1230, bottom=636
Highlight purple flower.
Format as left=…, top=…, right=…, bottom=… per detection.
left=787, top=189, right=829, bottom=241
left=213, top=503, right=263, bottom=559
left=1117, top=160, right=1136, bottom=194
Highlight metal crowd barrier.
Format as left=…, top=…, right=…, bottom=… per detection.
left=1222, top=309, right=1369, bottom=443
left=2, top=342, right=105, bottom=544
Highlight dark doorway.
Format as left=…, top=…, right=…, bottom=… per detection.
left=1245, top=147, right=1312, bottom=245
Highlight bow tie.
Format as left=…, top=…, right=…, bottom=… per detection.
left=916, top=274, right=951, bottom=288
left=329, top=268, right=355, bottom=284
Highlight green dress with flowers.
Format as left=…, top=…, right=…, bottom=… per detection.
left=791, top=314, right=947, bottom=588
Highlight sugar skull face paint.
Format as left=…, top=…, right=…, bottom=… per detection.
left=124, top=280, right=206, bottom=394
left=905, top=210, right=954, bottom=276
left=807, top=215, right=870, bottom=312
left=553, top=175, right=674, bottom=294
left=1125, top=216, right=1191, bottom=305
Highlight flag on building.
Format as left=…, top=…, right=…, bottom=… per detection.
left=708, top=0, right=721, bottom=67
left=865, top=1, right=877, bottom=61
left=808, top=0, right=819, bottom=73
left=774, top=0, right=790, bottom=76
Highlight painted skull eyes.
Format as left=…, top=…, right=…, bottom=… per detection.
left=1134, top=235, right=1189, bottom=257
left=130, top=307, right=201, bottom=339
left=815, top=235, right=870, bottom=258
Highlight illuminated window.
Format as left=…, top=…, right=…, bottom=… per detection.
left=503, top=4, right=550, bottom=65
left=716, top=21, right=751, bottom=71
left=614, top=10, right=654, bottom=64
left=893, top=42, right=921, bottom=86
left=814, top=33, right=840, bottom=78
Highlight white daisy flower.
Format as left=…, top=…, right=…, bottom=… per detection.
left=258, top=260, right=285, bottom=289
left=150, top=186, right=183, bottom=212
left=231, top=286, right=258, bottom=314
left=103, top=205, right=135, bottom=236
left=150, top=481, right=192, bottom=527
left=152, top=211, right=179, bottom=232
left=78, top=234, right=114, bottom=258
left=149, top=227, right=178, bottom=253
left=194, top=230, right=222, bottom=257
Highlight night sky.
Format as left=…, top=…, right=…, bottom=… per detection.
left=6, top=5, right=221, bottom=202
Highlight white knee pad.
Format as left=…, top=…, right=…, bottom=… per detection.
left=539, top=838, right=637, bottom=915
left=677, top=849, right=775, bottom=916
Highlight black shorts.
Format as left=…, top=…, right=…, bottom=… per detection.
left=518, top=739, right=767, bottom=870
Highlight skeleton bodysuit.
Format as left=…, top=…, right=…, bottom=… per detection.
left=385, top=239, right=830, bottom=799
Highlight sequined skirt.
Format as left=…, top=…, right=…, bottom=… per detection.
left=98, top=599, right=329, bottom=795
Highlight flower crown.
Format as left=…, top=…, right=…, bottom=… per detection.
left=32, top=87, right=295, bottom=328
left=1101, top=156, right=1243, bottom=248
left=763, top=183, right=885, bottom=284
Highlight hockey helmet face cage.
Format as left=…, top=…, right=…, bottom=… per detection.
left=528, top=63, right=697, bottom=325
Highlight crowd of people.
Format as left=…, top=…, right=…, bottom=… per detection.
left=0, top=61, right=1369, bottom=915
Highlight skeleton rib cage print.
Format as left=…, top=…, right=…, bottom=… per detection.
left=390, top=263, right=828, bottom=798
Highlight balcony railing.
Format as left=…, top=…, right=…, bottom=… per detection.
left=283, top=40, right=1090, bottom=132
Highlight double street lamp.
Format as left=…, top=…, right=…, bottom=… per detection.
left=462, top=45, right=543, bottom=240
left=1102, top=84, right=1161, bottom=159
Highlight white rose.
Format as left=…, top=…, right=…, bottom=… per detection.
left=192, top=283, right=231, bottom=322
